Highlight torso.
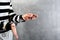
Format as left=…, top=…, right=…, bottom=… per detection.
left=0, top=0, right=11, bottom=33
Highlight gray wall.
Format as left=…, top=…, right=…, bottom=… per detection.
left=12, top=0, right=60, bottom=40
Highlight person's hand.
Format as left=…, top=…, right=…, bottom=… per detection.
left=16, top=36, right=19, bottom=40
left=22, top=13, right=38, bottom=21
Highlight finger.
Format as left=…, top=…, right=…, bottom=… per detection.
left=33, top=14, right=38, bottom=18
left=27, top=14, right=37, bottom=20
left=28, top=17, right=32, bottom=20
left=31, top=15, right=37, bottom=20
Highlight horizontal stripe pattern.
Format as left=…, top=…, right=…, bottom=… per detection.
left=0, top=9, right=9, bottom=13
left=9, top=13, right=15, bottom=15
left=0, top=12, right=15, bottom=17
left=0, top=5, right=10, bottom=9
left=0, top=0, right=22, bottom=32
left=0, top=12, right=8, bottom=17
left=0, top=0, right=10, bottom=2
left=0, top=2, right=10, bottom=6
left=0, top=9, right=13, bottom=13
left=0, top=0, right=22, bottom=29
left=0, top=14, right=16, bottom=20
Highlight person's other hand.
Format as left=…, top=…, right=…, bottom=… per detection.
left=16, top=36, right=19, bottom=40
left=22, top=13, right=38, bottom=21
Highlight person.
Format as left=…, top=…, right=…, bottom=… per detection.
left=0, top=0, right=37, bottom=40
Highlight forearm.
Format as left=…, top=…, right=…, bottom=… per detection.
left=11, top=23, right=18, bottom=40
left=12, top=27, right=18, bottom=38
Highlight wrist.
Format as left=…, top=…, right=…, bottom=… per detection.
left=20, top=15, right=25, bottom=22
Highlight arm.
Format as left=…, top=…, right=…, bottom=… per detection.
left=10, top=23, right=18, bottom=40
left=9, top=3, right=25, bottom=23
left=9, top=3, right=37, bottom=23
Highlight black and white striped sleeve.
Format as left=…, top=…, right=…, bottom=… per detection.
left=9, top=3, right=25, bottom=23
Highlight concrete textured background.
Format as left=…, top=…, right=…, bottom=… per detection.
left=11, top=0, right=60, bottom=40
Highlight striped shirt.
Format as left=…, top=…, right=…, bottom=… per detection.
left=0, top=0, right=24, bottom=32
